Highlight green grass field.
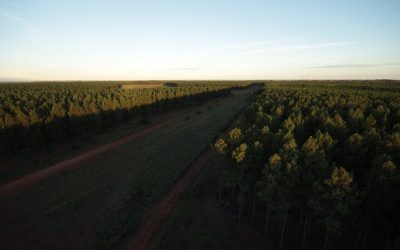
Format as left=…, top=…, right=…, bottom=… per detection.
left=0, top=93, right=250, bottom=249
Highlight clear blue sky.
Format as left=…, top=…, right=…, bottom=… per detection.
left=0, top=0, right=399, bottom=80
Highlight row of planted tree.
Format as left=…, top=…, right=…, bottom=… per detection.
left=214, top=81, right=400, bottom=250
left=0, top=81, right=253, bottom=155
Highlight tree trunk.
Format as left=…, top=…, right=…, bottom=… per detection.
left=238, top=189, right=242, bottom=222
left=361, top=213, right=373, bottom=250
left=298, top=209, right=304, bottom=232
left=231, top=186, right=234, bottom=203
left=279, top=217, right=287, bottom=250
left=219, top=178, right=223, bottom=204
left=354, top=229, right=362, bottom=250
left=323, top=230, right=329, bottom=250
left=264, top=206, right=270, bottom=239
left=307, top=213, right=313, bottom=235
left=252, top=183, right=257, bottom=216
left=238, top=166, right=244, bottom=222
left=301, top=214, right=309, bottom=250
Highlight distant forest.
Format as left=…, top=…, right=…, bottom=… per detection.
left=0, top=81, right=252, bottom=155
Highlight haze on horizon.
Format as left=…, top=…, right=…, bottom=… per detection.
left=0, top=0, right=399, bottom=81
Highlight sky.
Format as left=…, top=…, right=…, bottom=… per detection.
left=0, top=0, right=399, bottom=80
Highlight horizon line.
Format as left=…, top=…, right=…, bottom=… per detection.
left=1, top=78, right=400, bottom=83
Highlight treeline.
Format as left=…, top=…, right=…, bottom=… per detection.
left=0, top=81, right=253, bottom=155
left=214, top=81, right=400, bottom=250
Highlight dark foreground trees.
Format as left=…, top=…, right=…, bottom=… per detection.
left=214, top=81, right=400, bottom=250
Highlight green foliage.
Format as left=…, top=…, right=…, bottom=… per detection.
left=213, top=80, right=400, bottom=249
left=214, top=138, right=228, bottom=155
left=232, top=143, right=248, bottom=164
left=228, top=127, right=244, bottom=145
left=310, top=166, right=356, bottom=235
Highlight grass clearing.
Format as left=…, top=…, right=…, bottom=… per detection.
left=119, top=84, right=163, bottom=89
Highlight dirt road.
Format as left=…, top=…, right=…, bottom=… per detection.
left=119, top=115, right=240, bottom=250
